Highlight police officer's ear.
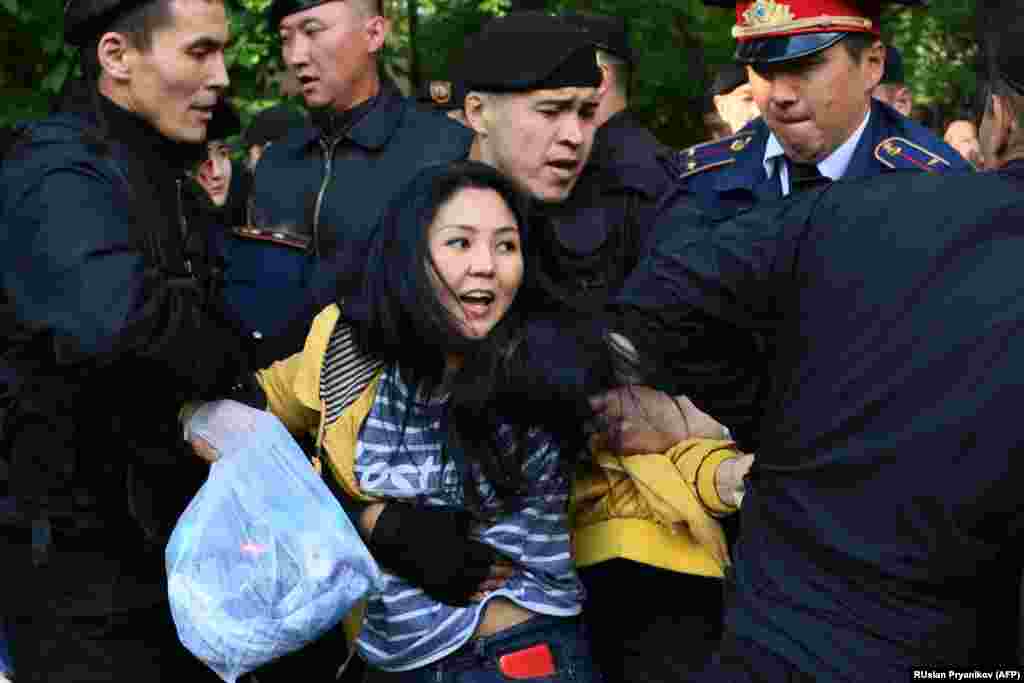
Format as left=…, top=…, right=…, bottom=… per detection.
left=363, top=13, right=389, bottom=55
left=97, top=30, right=134, bottom=83
left=596, top=61, right=613, bottom=101
left=862, top=39, right=887, bottom=92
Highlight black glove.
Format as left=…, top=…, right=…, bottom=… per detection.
left=368, top=504, right=498, bottom=607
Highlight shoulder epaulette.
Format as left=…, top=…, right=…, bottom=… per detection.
left=875, top=137, right=952, bottom=173
left=666, top=132, right=755, bottom=180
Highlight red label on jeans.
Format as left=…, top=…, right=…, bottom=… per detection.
left=498, top=643, right=556, bottom=679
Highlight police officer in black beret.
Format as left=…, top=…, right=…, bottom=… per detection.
left=223, top=0, right=473, bottom=369
left=462, top=12, right=670, bottom=311
left=611, top=5, right=1024, bottom=678
left=0, top=0, right=256, bottom=680
left=460, top=14, right=737, bottom=683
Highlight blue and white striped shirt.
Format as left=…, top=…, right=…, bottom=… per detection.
left=353, top=366, right=583, bottom=672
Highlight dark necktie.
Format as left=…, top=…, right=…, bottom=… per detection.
left=788, top=160, right=830, bottom=195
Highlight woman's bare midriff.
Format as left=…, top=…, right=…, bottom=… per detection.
left=473, top=597, right=536, bottom=638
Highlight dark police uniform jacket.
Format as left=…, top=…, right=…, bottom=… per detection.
left=222, top=81, right=474, bottom=366
left=636, top=100, right=974, bottom=441
left=0, top=92, right=249, bottom=615
left=655, top=99, right=971, bottom=227
left=614, top=165, right=1024, bottom=678
left=537, top=108, right=672, bottom=313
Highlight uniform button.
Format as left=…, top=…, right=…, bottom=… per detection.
left=253, top=331, right=263, bottom=340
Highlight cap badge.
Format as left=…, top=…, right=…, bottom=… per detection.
left=741, top=0, right=795, bottom=31
left=429, top=81, right=452, bottom=105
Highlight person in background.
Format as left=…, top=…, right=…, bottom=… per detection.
left=872, top=45, right=913, bottom=116
left=703, top=99, right=734, bottom=141
left=191, top=99, right=248, bottom=221
left=241, top=103, right=306, bottom=172
left=945, top=118, right=984, bottom=168
left=709, top=62, right=760, bottom=135
left=415, top=78, right=469, bottom=126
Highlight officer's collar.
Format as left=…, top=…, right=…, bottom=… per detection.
left=305, top=78, right=405, bottom=151
left=762, top=107, right=871, bottom=185
left=56, top=82, right=201, bottom=172
left=95, top=91, right=204, bottom=172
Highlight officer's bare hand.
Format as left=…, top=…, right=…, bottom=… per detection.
left=716, top=453, right=755, bottom=508
left=189, top=435, right=221, bottom=464
left=589, top=386, right=728, bottom=456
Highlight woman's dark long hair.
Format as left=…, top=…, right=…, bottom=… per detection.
left=344, top=161, right=638, bottom=515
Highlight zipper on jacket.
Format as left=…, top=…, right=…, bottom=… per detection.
left=176, top=177, right=192, bottom=275
left=312, top=137, right=341, bottom=259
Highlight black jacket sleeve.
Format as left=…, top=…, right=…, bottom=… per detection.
left=611, top=191, right=815, bottom=449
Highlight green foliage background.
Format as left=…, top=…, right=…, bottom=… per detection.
left=0, top=0, right=979, bottom=147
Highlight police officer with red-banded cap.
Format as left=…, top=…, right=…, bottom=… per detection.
left=650, top=0, right=970, bottom=239
left=623, top=0, right=974, bottom=494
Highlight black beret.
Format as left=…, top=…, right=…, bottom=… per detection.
left=268, top=0, right=336, bottom=31
left=562, top=12, right=634, bottom=64
left=461, top=12, right=602, bottom=93
left=882, top=45, right=906, bottom=84
left=243, top=104, right=307, bottom=147
left=416, top=80, right=468, bottom=112
left=64, top=0, right=152, bottom=47
left=709, top=62, right=748, bottom=96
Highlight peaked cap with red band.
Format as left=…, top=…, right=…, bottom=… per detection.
left=704, top=0, right=923, bottom=64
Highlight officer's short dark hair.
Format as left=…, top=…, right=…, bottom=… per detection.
left=841, top=33, right=881, bottom=63
left=78, top=0, right=175, bottom=80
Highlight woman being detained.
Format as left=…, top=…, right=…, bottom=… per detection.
left=189, top=161, right=616, bottom=681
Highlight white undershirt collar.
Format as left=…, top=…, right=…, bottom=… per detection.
left=763, top=107, right=872, bottom=196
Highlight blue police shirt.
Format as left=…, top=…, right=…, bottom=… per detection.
left=653, top=100, right=972, bottom=228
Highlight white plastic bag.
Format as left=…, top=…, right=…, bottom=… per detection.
left=168, top=401, right=382, bottom=682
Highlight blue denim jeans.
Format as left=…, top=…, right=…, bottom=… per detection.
left=369, top=615, right=602, bottom=683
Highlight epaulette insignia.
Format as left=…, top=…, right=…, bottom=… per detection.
left=875, top=137, right=952, bottom=173
left=233, top=225, right=312, bottom=251
left=669, top=133, right=755, bottom=180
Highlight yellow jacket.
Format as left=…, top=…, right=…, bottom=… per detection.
left=572, top=440, right=741, bottom=579
left=257, top=304, right=743, bottom=583
left=256, top=305, right=381, bottom=505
